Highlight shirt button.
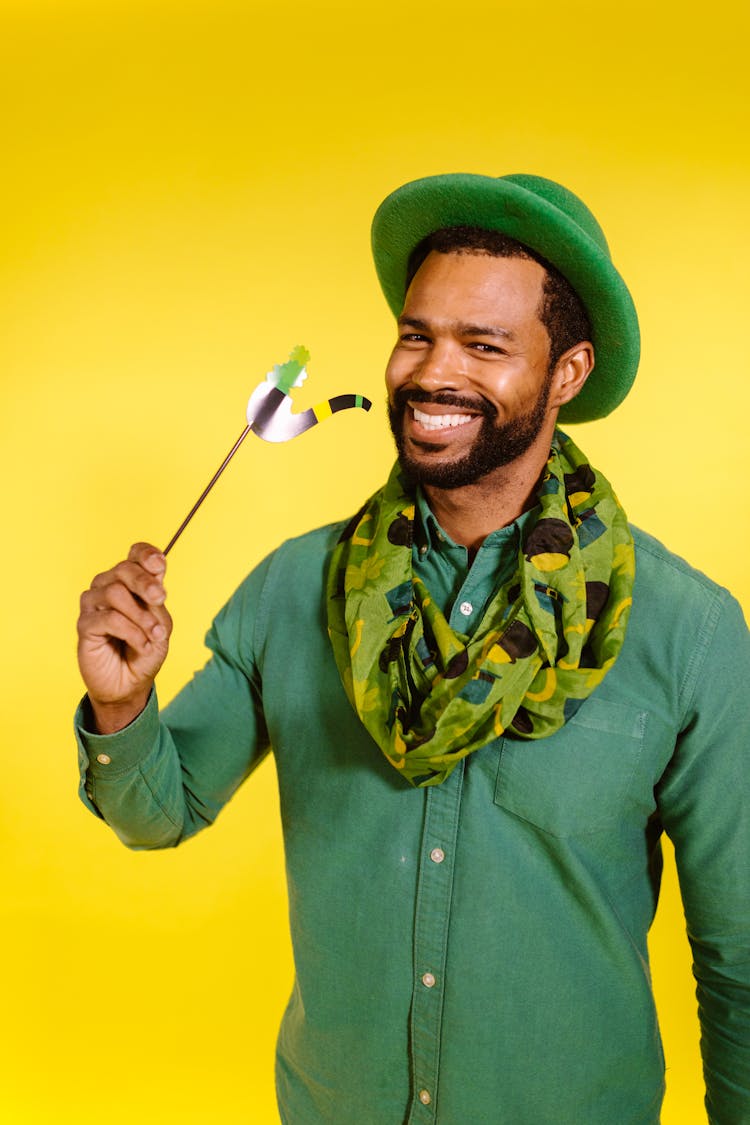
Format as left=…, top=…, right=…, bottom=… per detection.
left=96, top=753, right=111, bottom=765
left=419, top=1089, right=432, bottom=1106
left=421, top=972, right=436, bottom=988
left=459, top=600, right=473, bottom=616
left=430, top=847, right=445, bottom=864
left=419, top=544, right=428, bottom=556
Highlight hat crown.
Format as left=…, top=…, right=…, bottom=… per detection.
left=500, top=173, right=610, bottom=257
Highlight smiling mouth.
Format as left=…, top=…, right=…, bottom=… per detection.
left=412, top=406, right=478, bottom=432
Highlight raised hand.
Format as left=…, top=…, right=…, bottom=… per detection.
left=77, top=542, right=172, bottom=733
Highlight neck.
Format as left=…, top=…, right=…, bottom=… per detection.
left=421, top=433, right=553, bottom=553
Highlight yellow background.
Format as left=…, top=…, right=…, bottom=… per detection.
left=1, top=0, right=748, bottom=1121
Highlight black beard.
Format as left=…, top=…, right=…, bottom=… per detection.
left=387, top=380, right=553, bottom=490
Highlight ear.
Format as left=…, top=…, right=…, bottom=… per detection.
left=549, top=341, right=595, bottom=408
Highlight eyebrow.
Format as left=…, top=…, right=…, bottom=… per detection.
left=397, top=316, right=516, bottom=340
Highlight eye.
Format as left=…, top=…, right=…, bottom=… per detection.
left=399, top=332, right=430, bottom=346
left=468, top=341, right=505, bottom=355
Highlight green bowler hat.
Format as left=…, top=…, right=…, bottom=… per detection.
left=371, top=173, right=640, bottom=424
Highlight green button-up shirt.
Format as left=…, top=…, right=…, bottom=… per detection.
left=75, top=506, right=750, bottom=1125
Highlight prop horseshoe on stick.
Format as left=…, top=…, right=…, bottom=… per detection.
left=163, top=346, right=371, bottom=556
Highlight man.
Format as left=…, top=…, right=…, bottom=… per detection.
left=75, top=174, right=750, bottom=1124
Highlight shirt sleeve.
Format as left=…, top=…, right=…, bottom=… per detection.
left=656, top=588, right=750, bottom=1125
left=74, top=552, right=274, bottom=850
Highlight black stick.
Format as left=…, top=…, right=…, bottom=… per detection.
left=163, top=425, right=251, bottom=556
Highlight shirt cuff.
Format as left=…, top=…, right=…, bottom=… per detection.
left=75, top=689, right=160, bottom=777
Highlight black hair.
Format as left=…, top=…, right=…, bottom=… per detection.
left=405, top=226, right=591, bottom=370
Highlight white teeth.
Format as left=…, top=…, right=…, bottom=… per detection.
left=413, top=407, right=475, bottom=431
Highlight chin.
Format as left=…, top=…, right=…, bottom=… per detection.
left=397, top=454, right=496, bottom=491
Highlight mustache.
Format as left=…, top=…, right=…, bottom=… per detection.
left=391, top=387, right=496, bottom=419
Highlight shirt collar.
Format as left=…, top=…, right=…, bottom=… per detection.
left=414, top=486, right=537, bottom=560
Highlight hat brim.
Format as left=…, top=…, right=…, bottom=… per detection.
left=371, top=173, right=639, bottom=424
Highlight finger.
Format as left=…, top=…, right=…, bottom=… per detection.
left=82, top=581, right=169, bottom=641
left=78, top=606, right=155, bottom=654
left=82, top=585, right=172, bottom=640
left=128, top=542, right=167, bottom=577
left=89, top=560, right=167, bottom=607
left=154, top=603, right=173, bottom=641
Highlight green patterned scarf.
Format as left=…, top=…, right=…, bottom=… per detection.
left=326, top=430, right=635, bottom=787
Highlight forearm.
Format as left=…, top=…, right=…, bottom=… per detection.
left=76, top=549, right=275, bottom=850
left=77, top=644, right=271, bottom=849
left=76, top=689, right=188, bottom=848
left=697, top=955, right=750, bottom=1125
left=657, top=591, right=750, bottom=1122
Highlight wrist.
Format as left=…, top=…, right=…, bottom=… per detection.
left=87, top=689, right=152, bottom=735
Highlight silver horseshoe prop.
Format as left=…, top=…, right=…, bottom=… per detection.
left=163, top=347, right=371, bottom=555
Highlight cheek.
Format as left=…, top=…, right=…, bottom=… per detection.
left=384, top=350, right=408, bottom=397
left=480, top=372, right=531, bottom=411
left=486, top=365, right=547, bottom=412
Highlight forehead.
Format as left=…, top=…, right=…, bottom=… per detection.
left=403, top=250, right=547, bottom=326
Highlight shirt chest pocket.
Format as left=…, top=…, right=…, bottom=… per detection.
left=493, top=696, right=648, bottom=837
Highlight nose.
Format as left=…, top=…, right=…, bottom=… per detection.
left=411, top=341, right=466, bottom=393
